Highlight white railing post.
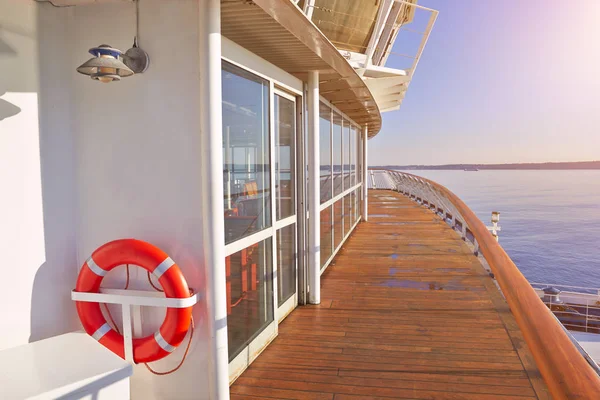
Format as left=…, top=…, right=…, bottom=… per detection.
left=362, top=126, right=368, bottom=221
left=307, top=70, right=320, bottom=304
left=122, top=304, right=134, bottom=362
left=486, top=212, right=502, bottom=242
left=586, top=301, right=590, bottom=333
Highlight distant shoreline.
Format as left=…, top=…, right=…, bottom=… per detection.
left=372, top=161, right=600, bottom=170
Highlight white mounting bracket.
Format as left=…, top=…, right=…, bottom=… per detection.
left=71, top=288, right=202, bottom=363
left=486, top=222, right=502, bottom=242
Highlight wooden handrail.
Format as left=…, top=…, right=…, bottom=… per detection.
left=379, top=169, right=600, bottom=400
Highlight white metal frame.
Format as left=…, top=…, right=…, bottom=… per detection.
left=71, top=289, right=202, bottom=363
left=273, top=87, right=299, bottom=319
left=221, top=56, right=303, bottom=98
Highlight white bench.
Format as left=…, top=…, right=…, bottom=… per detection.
left=0, top=332, right=132, bottom=400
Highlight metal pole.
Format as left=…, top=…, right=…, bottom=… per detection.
left=297, top=86, right=307, bottom=305
left=361, top=126, right=368, bottom=221
left=307, top=71, right=320, bottom=304
left=200, top=0, right=229, bottom=398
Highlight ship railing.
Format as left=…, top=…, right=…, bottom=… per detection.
left=370, top=169, right=600, bottom=399
left=530, top=282, right=600, bottom=296
left=530, top=282, right=600, bottom=334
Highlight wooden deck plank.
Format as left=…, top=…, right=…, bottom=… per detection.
left=231, top=190, right=550, bottom=399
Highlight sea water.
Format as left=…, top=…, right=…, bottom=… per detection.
left=403, top=170, right=600, bottom=289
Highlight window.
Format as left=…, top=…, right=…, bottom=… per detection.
left=222, top=62, right=271, bottom=245
left=320, top=206, right=333, bottom=267
left=332, top=112, right=343, bottom=196
left=343, top=120, right=351, bottom=190
left=274, top=94, right=295, bottom=220
left=226, top=239, right=273, bottom=361
left=350, top=126, right=356, bottom=188
left=319, top=103, right=332, bottom=203
left=277, top=225, right=296, bottom=305
left=357, top=189, right=361, bottom=221
left=351, top=190, right=358, bottom=225
left=357, top=130, right=362, bottom=185
left=334, top=199, right=343, bottom=248
left=344, top=193, right=351, bottom=236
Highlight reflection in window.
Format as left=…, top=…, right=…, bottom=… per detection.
left=350, top=126, right=356, bottom=188
left=222, top=62, right=271, bottom=244
left=277, top=225, right=296, bottom=305
left=351, top=190, right=357, bottom=226
left=344, top=193, right=351, bottom=236
left=343, top=121, right=351, bottom=190
left=332, top=112, right=343, bottom=196
left=320, top=206, right=333, bottom=267
left=319, top=103, right=332, bottom=203
left=357, top=187, right=362, bottom=220
left=226, top=239, right=273, bottom=361
left=357, top=130, right=362, bottom=186
left=275, top=94, right=295, bottom=220
left=334, top=199, right=343, bottom=248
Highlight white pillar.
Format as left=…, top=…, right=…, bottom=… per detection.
left=362, top=125, right=368, bottom=221
left=200, top=0, right=229, bottom=398
left=307, top=71, right=320, bottom=305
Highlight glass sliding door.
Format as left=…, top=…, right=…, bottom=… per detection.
left=274, top=90, right=298, bottom=320
left=222, top=60, right=305, bottom=382
left=222, top=61, right=276, bottom=370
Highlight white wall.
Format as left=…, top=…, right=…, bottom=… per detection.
left=1, top=0, right=214, bottom=398
left=1, top=1, right=306, bottom=398
left=0, top=0, right=80, bottom=352
left=67, top=1, right=211, bottom=399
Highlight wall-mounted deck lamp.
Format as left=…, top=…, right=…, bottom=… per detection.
left=76, top=0, right=148, bottom=83
left=76, top=41, right=149, bottom=83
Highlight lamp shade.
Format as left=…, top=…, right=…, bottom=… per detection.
left=76, top=45, right=134, bottom=83
left=491, top=211, right=500, bottom=223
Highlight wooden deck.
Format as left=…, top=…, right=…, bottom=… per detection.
left=231, top=190, right=551, bottom=400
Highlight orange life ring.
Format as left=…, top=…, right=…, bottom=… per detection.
left=75, top=239, right=193, bottom=363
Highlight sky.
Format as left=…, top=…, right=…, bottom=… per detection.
left=369, top=0, right=600, bottom=165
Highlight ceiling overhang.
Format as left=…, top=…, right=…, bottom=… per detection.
left=221, top=0, right=382, bottom=137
